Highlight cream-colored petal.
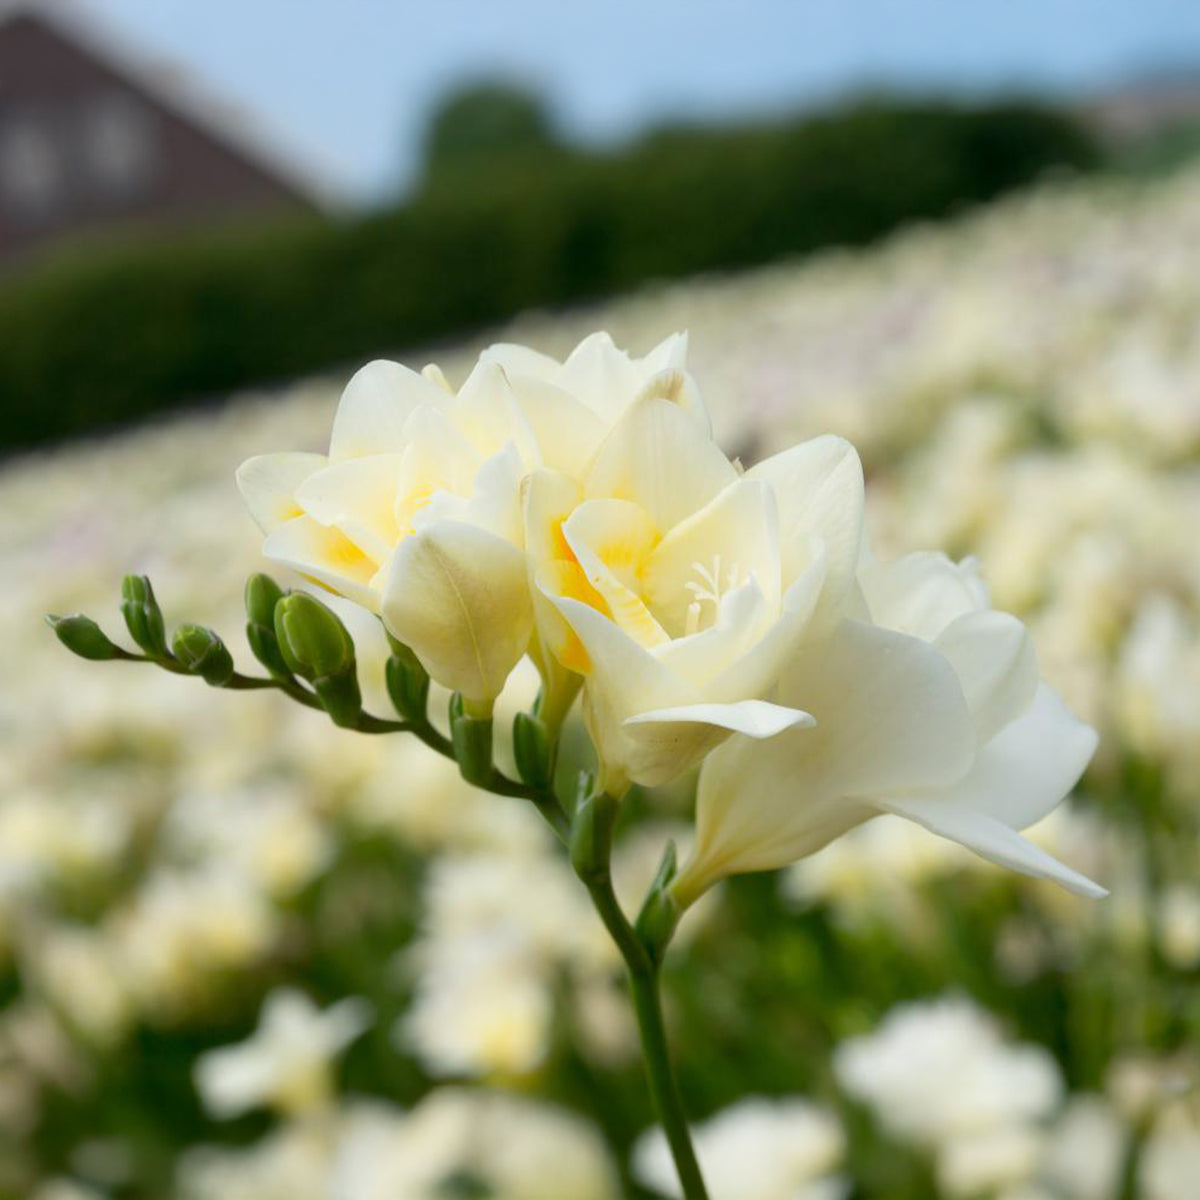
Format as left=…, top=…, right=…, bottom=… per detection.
left=676, top=619, right=976, bottom=898
left=381, top=520, right=533, bottom=704
left=294, top=454, right=402, bottom=562
left=459, top=444, right=526, bottom=546
left=888, top=683, right=1097, bottom=832
left=860, top=551, right=989, bottom=641
left=450, top=360, right=539, bottom=466
left=262, top=515, right=381, bottom=611
left=626, top=700, right=813, bottom=738
left=395, top=406, right=481, bottom=530
left=546, top=594, right=689, bottom=787
left=479, top=341, right=561, bottom=382
left=236, top=452, right=327, bottom=534
left=586, top=396, right=736, bottom=533
left=561, top=499, right=668, bottom=651
left=746, top=435, right=864, bottom=613
left=329, top=360, right=446, bottom=461
left=632, top=367, right=711, bottom=436
left=934, top=610, right=1038, bottom=743
left=642, top=478, right=780, bottom=637
left=509, top=377, right=606, bottom=479
left=558, top=331, right=644, bottom=421
left=652, top=578, right=772, bottom=690
left=880, top=799, right=1105, bottom=898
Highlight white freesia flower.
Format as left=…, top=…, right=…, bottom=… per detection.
left=834, top=996, right=1062, bottom=1153
left=673, top=550, right=1101, bottom=904
left=332, top=1088, right=618, bottom=1200
left=237, top=332, right=693, bottom=707
left=195, top=989, right=371, bottom=1119
left=633, top=1095, right=845, bottom=1200
left=528, top=400, right=864, bottom=788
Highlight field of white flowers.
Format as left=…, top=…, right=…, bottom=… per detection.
left=4, top=161, right=1200, bottom=1200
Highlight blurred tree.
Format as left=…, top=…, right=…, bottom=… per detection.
left=421, top=79, right=561, bottom=177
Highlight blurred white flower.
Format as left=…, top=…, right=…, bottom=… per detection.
left=633, top=1095, right=845, bottom=1200
left=1139, top=1102, right=1200, bottom=1200
left=332, top=1088, right=618, bottom=1200
left=835, top=996, right=1062, bottom=1177
left=195, top=989, right=371, bottom=1119
left=1039, top=1095, right=1127, bottom=1200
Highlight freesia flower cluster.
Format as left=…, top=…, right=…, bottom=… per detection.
left=237, top=331, right=1100, bottom=908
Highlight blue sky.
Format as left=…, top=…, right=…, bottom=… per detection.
left=86, top=0, right=1200, bottom=200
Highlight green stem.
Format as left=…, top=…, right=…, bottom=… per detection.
left=584, top=871, right=709, bottom=1200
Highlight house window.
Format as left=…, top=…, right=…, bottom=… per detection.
left=82, top=93, right=157, bottom=197
left=0, top=112, right=64, bottom=218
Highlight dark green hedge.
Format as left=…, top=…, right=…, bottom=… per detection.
left=0, top=99, right=1097, bottom=451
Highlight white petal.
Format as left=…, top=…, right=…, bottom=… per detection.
left=381, top=520, right=532, bottom=704
left=329, top=361, right=445, bottom=461
left=675, top=619, right=976, bottom=897
left=935, top=610, right=1038, bottom=742
left=236, top=452, right=326, bottom=534
left=880, top=798, right=1106, bottom=898
left=294, top=454, right=402, bottom=562
left=263, top=515, right=381, bottom=611
left=891, top=683, right=1098, bottom=831
left=626, top=700, right=814, bottom=738
left=479, top=341, right=561, bottom=381
left=642, top=478, right=780, bottom=637
left=509, top=377, right=606, bottom=479
left=586, top=396, right=736, bottom=533
left=860, top=552, right=988, bottom=641
left=450, top=360, right=539, bottom=466
left=746, top=435, right=864, bottom=611
left=558, top=331, right=643, bottom=420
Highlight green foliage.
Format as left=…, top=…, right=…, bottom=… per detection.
left=0, top=99, right=1098, bottom=453
left=422, top=79, right=560, bottom=176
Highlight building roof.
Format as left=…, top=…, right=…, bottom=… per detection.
left=0, top=0, right=348, bottom=212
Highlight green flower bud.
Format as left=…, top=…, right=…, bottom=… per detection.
left=314, top=673, right=363, bottom=729
left=513, top=711, right=554, bottom=790
left=120, top=575, right=168, bottom=658
left=245, top=573, right=284, bottom=629
left=635, top=841, right=680, bottom=965
left=171, top=623, right=235, bottom=686
left=569, top=788, right=617, bottom=885
left=244, top=574, right=290, bottom=677
left=385, top=639, right=430, bottom=721
left=46, top=614, right=121, bottom=661
left=449, top=692, right=494, bottom=788
left=273, top=593, right=355, bottom=682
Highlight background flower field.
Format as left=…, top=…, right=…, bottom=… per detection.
left=3, top=162, right=1200, bottom=1199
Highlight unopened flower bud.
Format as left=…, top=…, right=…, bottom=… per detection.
left=385, top=636, right=430, bottom=722
left=171, top=623, right=235, bottom=686
left=570, top=787, right=617, bottom=885
left=120, top=575, right=168, bottom=658
left=513, top=711, right=554, bottom=789
left=244, top=574, right=289, bottom=677
left=636, top=841, right=681, bottom=965
left=273, top=593, right=355, bottom=682
left=449, top=692, right=493, bottom=787
left=46, top=614, right=121, bottom=661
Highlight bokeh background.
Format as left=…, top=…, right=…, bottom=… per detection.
left=3, top=1, right=1200, bottom=1197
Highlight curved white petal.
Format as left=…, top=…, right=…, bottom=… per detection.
left=381, top=520, right=532, bottom=704
left=449, top=360, right=539, bottom=466
left=586, top=397, right=736, bottom=533
left=860, top=551, right=989, bottom=641
left=262, top=515, right=381, bottom=611
left=626, top=700, right=814, bottom=738
left=879, top=798, right=1105, bottom=898
left=236, top=452, right=326, bottom=534
left=329, top=361, right=446, bottom=461
left=676, top=619, right=976, bottom=899
left=746, top=435, right=864, bottom=612
left=935, top=610, right=1038, bottom=743
left=294, top=454, right=402, bottom=562
left=509, top=377, right=606, bottom=479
